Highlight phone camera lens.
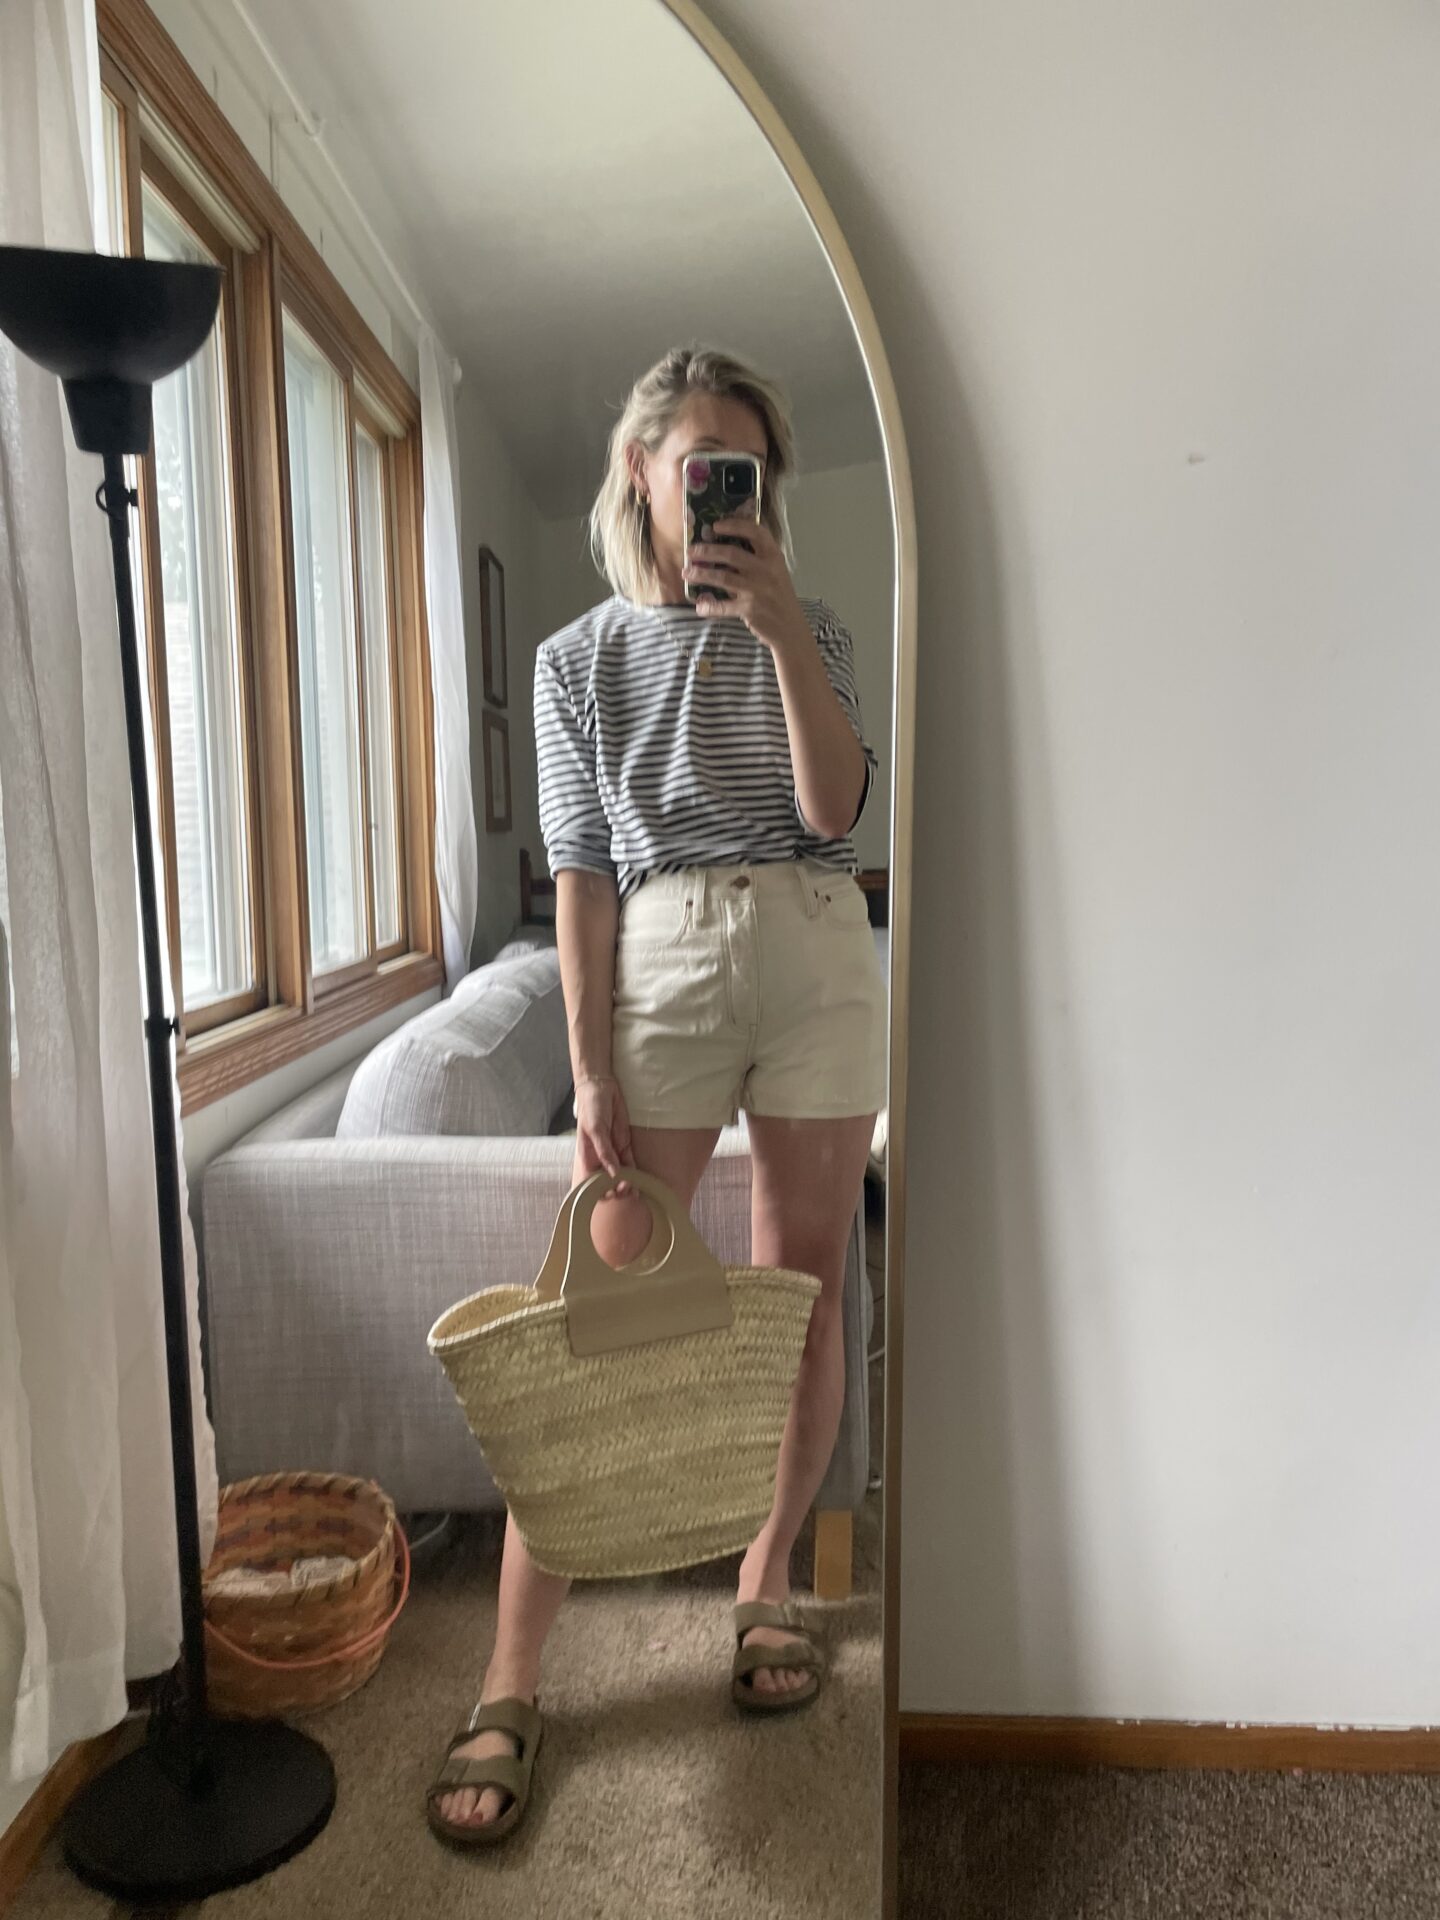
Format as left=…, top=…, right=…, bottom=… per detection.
left=723, top=462, right=756, bottom=497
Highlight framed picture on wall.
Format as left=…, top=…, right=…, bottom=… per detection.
left=478, top=545, right=507, bottom=708
left=482, top=710, right=512, bottom=834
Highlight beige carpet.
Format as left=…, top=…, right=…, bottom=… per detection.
left=900, top=1759, right=1440, bottom=1917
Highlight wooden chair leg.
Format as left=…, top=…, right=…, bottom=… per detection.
left=813, top=1507, right=853, bottom=1601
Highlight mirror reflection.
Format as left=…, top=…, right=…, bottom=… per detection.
left=0, top=2, right=895, bottom=1915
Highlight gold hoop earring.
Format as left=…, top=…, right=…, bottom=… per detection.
left=634, top=488, right=648, bottom=513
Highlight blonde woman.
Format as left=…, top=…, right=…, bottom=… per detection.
left=428, top=346, right=886, bottom=1845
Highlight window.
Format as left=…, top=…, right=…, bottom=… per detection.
left=284, top=311, right=367, bottom=975
left=282, top=306, right=408, bottom=979
left=98, top=15, right=441, bottom=1111
left=100, top=92, right=126, bottom=257
left=355, top=427, right=404, bottom=952
left=144, top=182, right=256, bottom=1014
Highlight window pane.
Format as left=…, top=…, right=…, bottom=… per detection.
left=100, top=94, right=125, bottom=255
left=143, top=185, right=255, bottom=1012
left=283, top=312, right=366, bottom=973
left=355, top=429, right=401, bottom=949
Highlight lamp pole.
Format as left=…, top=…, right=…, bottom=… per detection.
left=96, top=450, right=210, bottom=1778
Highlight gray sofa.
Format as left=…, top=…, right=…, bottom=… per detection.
left=198, top=941, right=872, bottom=1585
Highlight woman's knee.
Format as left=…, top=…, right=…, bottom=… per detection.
left=756, top=1214, right=850, bottom=1291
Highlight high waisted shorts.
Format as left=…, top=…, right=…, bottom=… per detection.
left=610, top=858, right=888, bottom=1129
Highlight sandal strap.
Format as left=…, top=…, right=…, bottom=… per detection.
left=462, top=1696, right=541, bottom=1751
left=733, top=1600, right=804, bottom=1642
left=430, top=1695, right=541, bottom=1805
left=733, top=1638, right=824, bottom=1681
left=431, top=1753, right=524, bottom=1799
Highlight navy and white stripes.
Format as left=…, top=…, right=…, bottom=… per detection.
left=534, top=595, right=877, bottom=900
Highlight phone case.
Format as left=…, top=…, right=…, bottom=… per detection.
left=682, top=450, right=762, bottom=604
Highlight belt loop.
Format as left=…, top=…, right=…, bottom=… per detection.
left=796, top=858, right=821, bottom=918
left=692, top=865, right=710, bottom=925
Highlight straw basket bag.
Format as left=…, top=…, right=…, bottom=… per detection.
left=427, top=1169, right=821, bottom=1580
left=202, top=1472, right=411, bottom=1717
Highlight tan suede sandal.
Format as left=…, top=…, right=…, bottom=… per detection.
left=425, top=1697, right=542, bottom=1848
left=731, top=1601, right=824, bottom=1715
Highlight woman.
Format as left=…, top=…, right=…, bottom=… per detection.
left=428, top=346, right=887, bottom=1845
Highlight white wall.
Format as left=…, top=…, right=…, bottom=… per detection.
left=455, top=383, right=552, bottom=963
left=704, top=0, right=1440, bottom=1726
left=536, top=514, right=607, bottom=646
left=513, top=514, right=604, bottom=884
left=787, top=460, right=893, bottom=871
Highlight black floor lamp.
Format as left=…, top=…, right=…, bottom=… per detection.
left=0, top=244, right=335, bottom=1900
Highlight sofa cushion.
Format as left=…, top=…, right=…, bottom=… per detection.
left=492, top=928, right=558, bottom=964
left=335, top=949, right=570, bottom=1140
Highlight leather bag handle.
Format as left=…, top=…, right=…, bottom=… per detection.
left=532, top=1172, right=668, bottom=1302
left=538, top=1169, right=733, bottom=1357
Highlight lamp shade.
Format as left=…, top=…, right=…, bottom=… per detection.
left=0, top=245, right=221, bottom=453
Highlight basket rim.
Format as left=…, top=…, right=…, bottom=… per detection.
left=205, top=1520, right=411, bottom=1672
left=427, top=1263, right=822, bottom=1353
left=208, top=1471, right=398, bottom=1605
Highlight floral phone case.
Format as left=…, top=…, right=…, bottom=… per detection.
left=682, top=450, right=762, bottom=604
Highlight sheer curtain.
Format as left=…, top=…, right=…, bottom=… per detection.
left=0, top=0, right=217, bottom=1787
left=419, top=327, right=478, bottom=985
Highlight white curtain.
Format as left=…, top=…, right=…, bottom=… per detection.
left=419, top=327, right=478, bottom=985
left=0, top=0, right=217, bottom=1787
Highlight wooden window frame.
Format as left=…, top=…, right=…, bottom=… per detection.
left=98, top=0, right=443, bottom=1114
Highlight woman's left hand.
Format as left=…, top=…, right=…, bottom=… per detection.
left=686, top=518, right=811, bottom=652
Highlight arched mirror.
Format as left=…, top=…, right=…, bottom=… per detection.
left=71, top=0, right=914, bottom=1912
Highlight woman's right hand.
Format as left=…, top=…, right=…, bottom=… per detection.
left=573, top=1073, right=635, bottom=1192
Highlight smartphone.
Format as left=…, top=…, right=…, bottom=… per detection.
left=683, top=450, right=762, bottom=604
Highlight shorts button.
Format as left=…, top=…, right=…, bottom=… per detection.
left=732, top=876, right=749, bottom=890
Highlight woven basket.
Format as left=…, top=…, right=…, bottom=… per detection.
left=203, top=1472, right=411, bottom=1717
left=428, top=1170, right=820, bottom=1580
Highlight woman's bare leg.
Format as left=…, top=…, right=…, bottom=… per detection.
left=737, top=1113, right=875, bottom=1697
left=438, top=1123, right=719, bottom=1827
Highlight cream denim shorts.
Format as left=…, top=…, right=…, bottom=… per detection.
left=610, top=859, right=888, bottom=1129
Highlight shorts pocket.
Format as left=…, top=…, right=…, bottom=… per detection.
left=617, top=887, right=695, bottom=951
left=813, top=876, right=872, bottom=931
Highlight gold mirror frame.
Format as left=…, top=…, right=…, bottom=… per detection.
left=657, top=8, right=915, bottom=1913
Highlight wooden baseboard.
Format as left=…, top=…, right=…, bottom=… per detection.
left=0, top=1729, right=126, bottom=1913
left=900, top=1713, right=1440, bottom=1774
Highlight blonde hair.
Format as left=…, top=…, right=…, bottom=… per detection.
left=589, top=345, right=796, bottom=605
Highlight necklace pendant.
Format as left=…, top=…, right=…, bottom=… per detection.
left=696, top=656, right=714, bottom=680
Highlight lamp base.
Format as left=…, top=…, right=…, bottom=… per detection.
left=62, top=1716, right=335, bottom=1901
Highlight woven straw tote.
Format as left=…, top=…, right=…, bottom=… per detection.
left=427, top=1169, right=820, bottom=1579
